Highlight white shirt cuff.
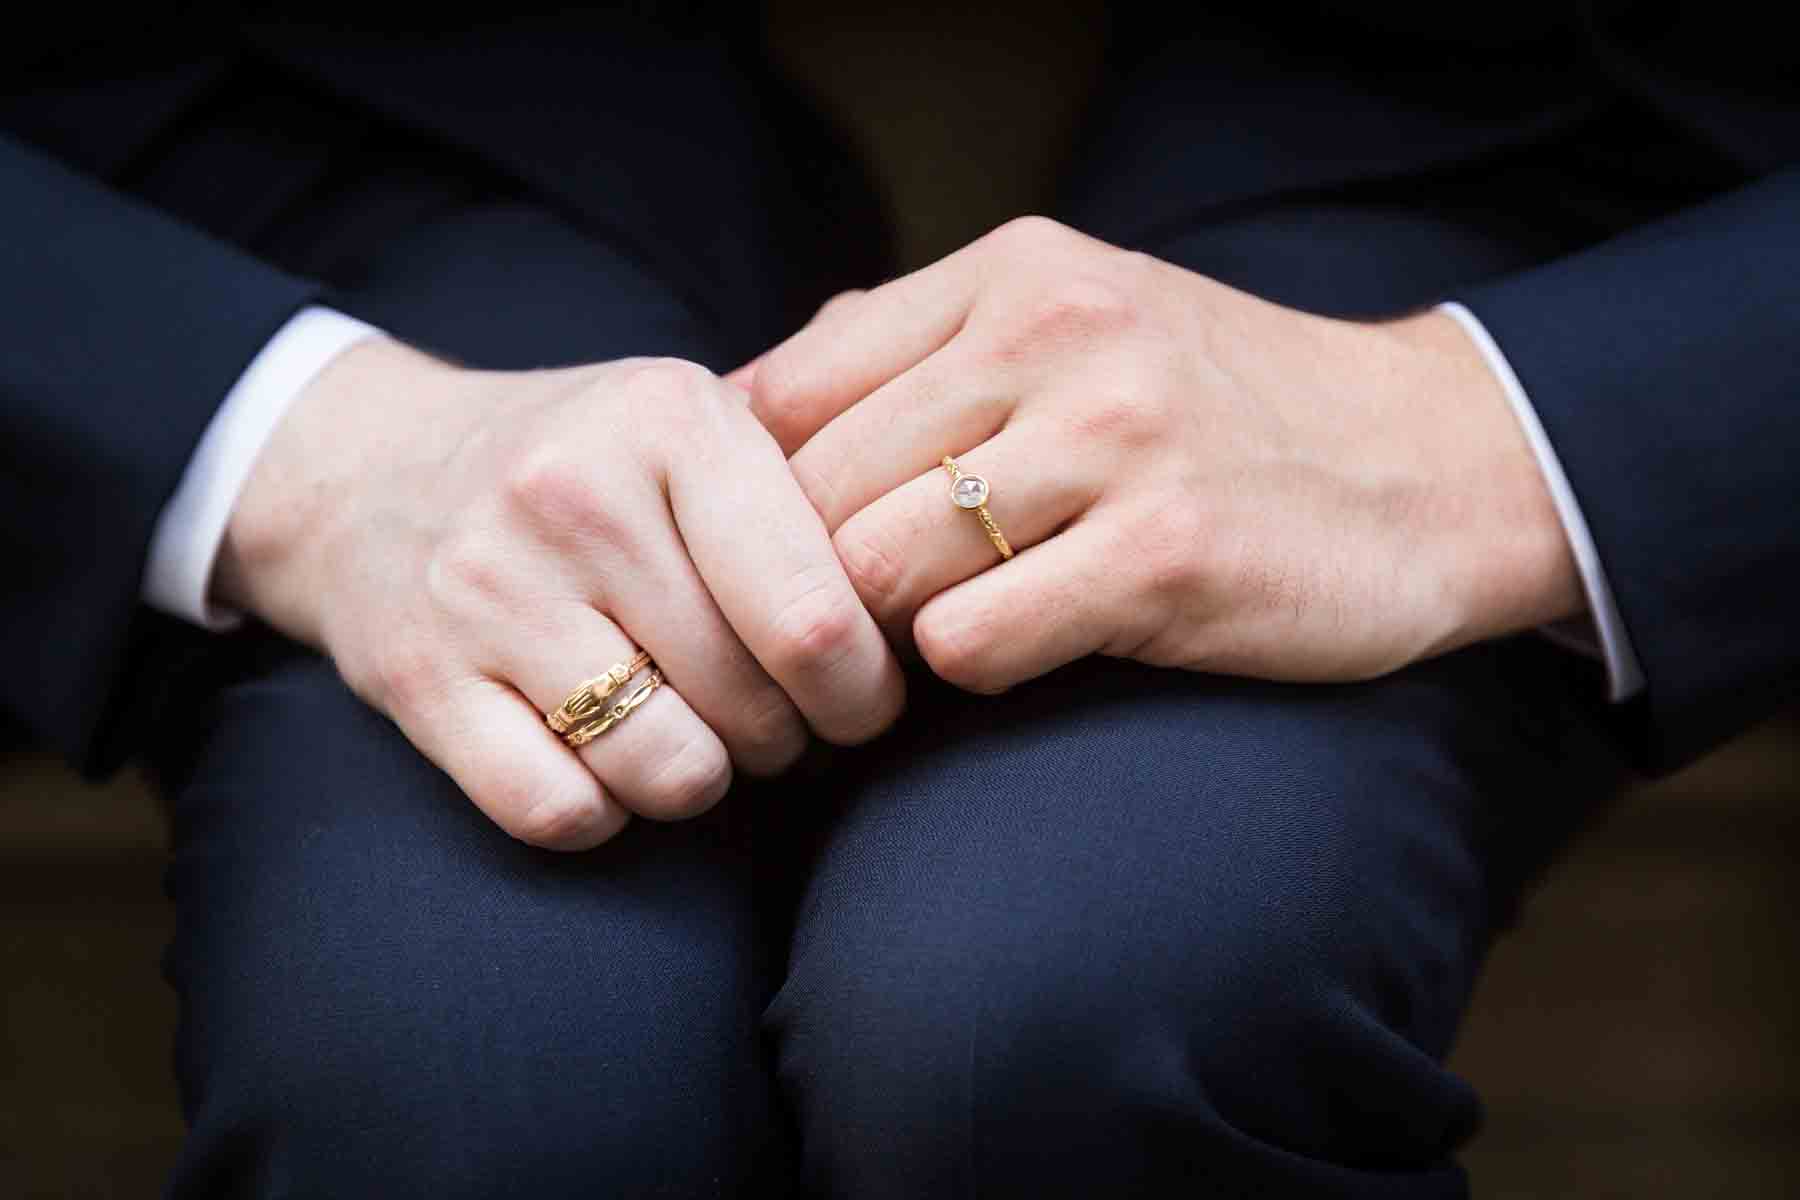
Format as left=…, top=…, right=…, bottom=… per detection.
left=1435, top=301, right=1646, bottom=701
left=143, top=305, right=382, bottom=629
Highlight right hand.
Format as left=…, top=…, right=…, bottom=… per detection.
left=216, top=339, right=906, bottom=850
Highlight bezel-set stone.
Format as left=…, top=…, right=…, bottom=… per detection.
left=951, top=474, right=990, bottom=509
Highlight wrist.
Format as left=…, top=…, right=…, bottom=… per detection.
left=215, top=336, right=459, bottom=642
left=1374, top=308, right=1585, bottom=652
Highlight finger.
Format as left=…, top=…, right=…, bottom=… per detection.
left=787, top=335, right=1020, bottom=532
left=913, top=516, right=1134, bottom=695
left=664, top=382, right=907, bottom=745
left=604, top=515, right=810, bottom=778
left=749, top=248, right=986, bottom=455
left=499, top=605, right=735, bottom=822
left=725, top=288, right=866, bottom=393
left=491, top=402, right=808, bottom=778
left=832, top=422, right=1100, bottom=640
left=395, top=672, right=631, bottom=852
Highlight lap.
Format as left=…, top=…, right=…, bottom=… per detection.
left=155, top=57, right=1636, bottom=1198
left=153, top=143, right=791, bottom=1195
left=769, top=105, right=1638, bottom=1195
left=160, top=646, right=787, bottom=1197
left=769, top=638, right=1626, bottom=1196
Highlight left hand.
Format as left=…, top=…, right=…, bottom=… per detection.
left=736, top=217, right=1584, bottom=695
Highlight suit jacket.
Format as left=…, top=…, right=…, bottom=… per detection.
left=3, top=4, right=1795, bottom=778
left=1065, top=2, right=1799, bottom=770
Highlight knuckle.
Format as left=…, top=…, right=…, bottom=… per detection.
left=504, top=442, right=607, bottom=531
left=731, top=685, right=807, bottom=775
left=502, top=442, right=639, bottom=556
left=833, top=520, right=905, bottom=614
left=990, top=213, right=1071, bottom=253
left=423, top=531, right=510, bottom=618
left=624, top=358, right=734, bottom=453
left=363, top=634, right=443, bottom=711
left=624, top=356, right=718, bottom=407
left=624, top=358, right=721, bottom=427
left=769, top=581, right=864, bottom=678
left=515, top=786, right=610, bottom=850
left=786, top=450, right=842, bottom=520
left=1016, top=274, right=1140, bottom=342
left=635, top=736, right=733, bottom=820
left=748, top=351, right=811, bottom=441
left=1062, top=381, right=1169, bottom=449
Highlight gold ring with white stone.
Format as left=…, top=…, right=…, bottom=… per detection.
left=941, top=456, right=1013, bottom=560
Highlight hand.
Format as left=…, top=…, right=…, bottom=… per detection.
left=737, top=217, right=1583, bottom=694
left=218, top=341, right=904, bottom=849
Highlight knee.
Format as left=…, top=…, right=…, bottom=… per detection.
left=767, top=650, right=1557, bottom=1192
left=163, top=653, right=790, bottom=1195
left=771, top=813, right=1477, bottom=1193
left=164, top=810, right=783, bottom=1191
left=773, top=889, right=1329, bottom=1145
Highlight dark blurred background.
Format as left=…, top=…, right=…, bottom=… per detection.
left=4, top=2, right=1798, bottom=1194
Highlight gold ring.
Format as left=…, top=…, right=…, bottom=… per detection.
left=941, top=456, right=1013, bottom=560
left=562, top=671, right=664, bottom=747
left=546, top=650, right=654, bottom=739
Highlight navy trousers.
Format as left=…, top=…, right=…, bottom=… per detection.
left=152, top=64, right=1635, bottom=1200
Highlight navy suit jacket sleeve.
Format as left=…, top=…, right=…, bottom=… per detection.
left=2, top=132, right=317, bottom=771
left=1460, top=167, right=1800, bottom=771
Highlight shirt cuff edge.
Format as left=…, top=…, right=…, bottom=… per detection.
left=142, top=306, right=383, bottom=630
left=1435, top=300, right=1647, bottom=702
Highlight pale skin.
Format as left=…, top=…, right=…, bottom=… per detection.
left=220, top=216, right=1582, bottom=851
left=219, top=351, right=905, bottom=850
left=736, top=216, right=1584, bottom=690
